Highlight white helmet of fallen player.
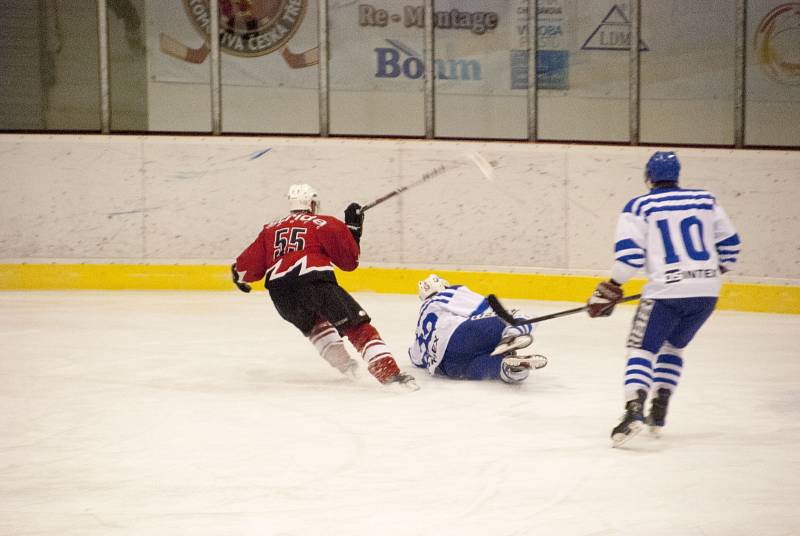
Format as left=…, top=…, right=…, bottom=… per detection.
left=418, top=274, right=449, bottom=300
left=288, top=183, right=320, bottom=213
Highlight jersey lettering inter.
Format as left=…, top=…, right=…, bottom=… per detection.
left=235, top=212, right=360, bottom=288
left=408, top=285, right=492, bottom=373
left=612, top=187, right=741, bottom=299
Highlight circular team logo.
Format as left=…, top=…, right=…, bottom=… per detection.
left=184, top=0, right=307, bottom=57
left=754, top=3, right=800, bottom=85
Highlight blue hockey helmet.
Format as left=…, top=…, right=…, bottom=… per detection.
left=645, top=151, right=681, bottom=183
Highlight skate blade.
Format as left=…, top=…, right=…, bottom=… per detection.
left=387, top=380, right=420, bottom=392
left=400, top=380, right=421, bottom=392
left=385, top=375, right=421, bottom=392
left=338, top=363, right=359, bottom=380
left=490, top=334, right=533, bottom=356
left=531, top=355, right=548, bottom=369
left=503, top=355, right=548, bottom=371
left=611, top=421, right=644, bottom=448
left=648, top=425, right=662, bottom=438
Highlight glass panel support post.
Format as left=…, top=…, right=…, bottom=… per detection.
left=97, top=0, right=110, bottom=133
left=210, top=0, right=221, bottom=135
left=628, top=0, right=640, bottom=145
left=319, top=0, right=329, bottom=136
left=527, top=0, right=538, bottom=141
left=734, top=0, right=746, bottom=148
left=424, top=0, right=434, bottom=138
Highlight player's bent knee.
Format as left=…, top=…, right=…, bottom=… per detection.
left=343, top=322, right=380, bottom=351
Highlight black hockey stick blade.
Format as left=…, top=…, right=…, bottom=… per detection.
left=486, top=293, right=643, bottom=326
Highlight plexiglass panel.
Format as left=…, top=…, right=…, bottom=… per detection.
left=641, top=1, right=736, bottom=145
left=745, top=0, right=800, bottom=147
left=328, top=0, right=425, bottom=136
left=537, top=0, right=629, bottom=142
left=0, top=0, right=100, bottom=131
left=144, top=0, right=211, bottom=132
left=220, top=0, right=319, bottom=134
left=3, top=0, right=798, bottom=147
left=108, top=0, right=148, bottom=131
left=433, top=0, right=527, bottom=140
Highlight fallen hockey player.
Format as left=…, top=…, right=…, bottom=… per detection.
left=408, top=274, right=547, bottom=383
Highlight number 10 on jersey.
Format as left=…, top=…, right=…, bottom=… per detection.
left=655, top=216, right=710, bottom=264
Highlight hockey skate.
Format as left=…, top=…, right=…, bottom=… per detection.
left=385, top=371, right=420, bottom=392
left=611, top=390, right=646, bottom=447
left=490, top=334, right=533, bottom=356
left=505, top=353, right=548, bottom=370
left=322, top=353, right=359, bottom=380
left=500, top=354, right=548, bottom=384
left=337, top=359, right=359, bottom=380
left=368, top=356, right=420, bottom=392
left=645, top=388, right=671, bottom=437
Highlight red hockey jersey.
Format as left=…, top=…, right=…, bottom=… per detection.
left=235, top=211, right=360, bottom=288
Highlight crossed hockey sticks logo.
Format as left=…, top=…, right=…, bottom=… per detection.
left=159, top=33, right=318, bottom=68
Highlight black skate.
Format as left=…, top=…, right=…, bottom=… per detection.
left=368, top=356, right=419, bottom=391
left=386, top=371, right=420, bottom=392
left=645, top=388, right=671, bottom=437
left=611, top=390, right=646, bottom=447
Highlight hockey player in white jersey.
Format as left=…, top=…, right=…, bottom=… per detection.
left=587, top=151, right=741, bottom=447
left=409, top=275, right=547, bottom=383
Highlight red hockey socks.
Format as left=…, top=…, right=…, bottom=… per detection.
left=343, top=323, right=400, bottom=384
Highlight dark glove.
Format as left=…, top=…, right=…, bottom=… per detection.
left=344, top=202, right=364, bottom=243
left=587, top=280, right=623, bottom=317
left=230, top=263, right=251, bottom=293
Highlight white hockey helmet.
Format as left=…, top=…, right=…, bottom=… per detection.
left=418, top=274, right=450, bottom=300
left=287, top=183, right=320, bottom=213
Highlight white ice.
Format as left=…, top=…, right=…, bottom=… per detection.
left=1, top=291, right=799, bottom=536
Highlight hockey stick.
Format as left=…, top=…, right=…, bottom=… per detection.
left=282, top=46, right=319, bottom=68
left=486, top=293, right=643, bottom=326
left=360, top=164, right=450, bottom=212
left=361, top=152, right=495, bottom=212
left=160, top=33, right=210, bottom=64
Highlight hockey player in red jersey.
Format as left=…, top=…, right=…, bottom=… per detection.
left=231, top=183, right=418, bottom=390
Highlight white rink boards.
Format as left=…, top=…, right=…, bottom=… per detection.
left=1, top=291, right=798, bottom=536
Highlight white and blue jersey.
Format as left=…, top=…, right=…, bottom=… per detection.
left=611, top=187, right=740, bottom=299
left=408, top=285, right=533, bottom=376
left=409, top=285, right=489, bottom=373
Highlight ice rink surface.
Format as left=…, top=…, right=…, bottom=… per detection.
left=1, top=290, right=799, bottom=536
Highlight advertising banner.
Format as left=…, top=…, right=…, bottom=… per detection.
left=748, top=1, right=800, bottom=100
left=146, top=0, right=570, bottom=93
left=147, top=0, right=320, bottom=88
left=146, top=1, right=798, bottom=103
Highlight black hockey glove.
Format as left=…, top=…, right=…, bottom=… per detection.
left=587, top=280, right=623, bottom=317
left=230, top=263, right=251, bottom=293
left=344, top=202, right=364, bottom=243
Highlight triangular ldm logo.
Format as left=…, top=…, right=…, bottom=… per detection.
left=582, top=4, right=649, bottom=51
